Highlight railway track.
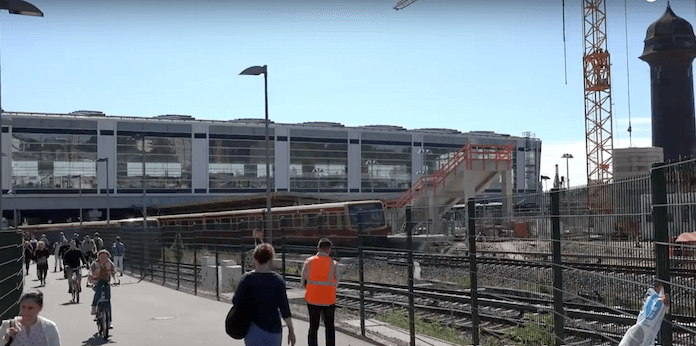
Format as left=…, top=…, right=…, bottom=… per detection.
left=362, top=251, right=696, bottom=276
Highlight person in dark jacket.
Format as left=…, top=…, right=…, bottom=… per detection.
left=34, top=241, right=51, bottom=286
left=23, top=241, right=33, bottom=276
left=232, top=243, right=296, bottom=346
left=62, top=241, right=88, bottom=294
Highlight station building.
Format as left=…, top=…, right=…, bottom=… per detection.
left=1, top=111, right=542, bottom=224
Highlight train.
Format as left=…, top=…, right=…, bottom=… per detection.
left=18, top=200, right=391, bottom=249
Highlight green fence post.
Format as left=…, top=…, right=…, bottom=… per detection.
left=194, top=249, right=198, bottom=296
left=551, top=188, right=565, bottom=345
left=651, top=163, right=672, bottom=346
left=358, top=212, right=365, bottom=337
left=406, top=207, right=416, bottom=346
left=467, top=199, right=480, bottom=345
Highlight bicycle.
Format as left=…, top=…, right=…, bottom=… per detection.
left=89, top=280, right=119, bottom=339
left=69, top=267, right=81, bottom=303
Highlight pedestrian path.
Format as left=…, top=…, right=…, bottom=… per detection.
left=27, top=269, right=379, bottom=345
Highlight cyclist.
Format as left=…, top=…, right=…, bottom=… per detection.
left=81, top=235, right=96, bottom=263
left=63, top=240, right=88, bottom=295
left=89, top=250, right=119, bottom=323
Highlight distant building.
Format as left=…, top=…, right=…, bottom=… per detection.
left=2, top=111, right=541, bottom=223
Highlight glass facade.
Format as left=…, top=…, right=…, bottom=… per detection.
left=12, top=132, right=98, bottom=189
left=209, top=137, right=275, bottom=189
left=116, top=135, right=192, bottom=189
left=290, top=140, right=347, bottom=190
left=361, top=143, right=412, bottom=191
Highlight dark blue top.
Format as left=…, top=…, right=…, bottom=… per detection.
left=232, top=271, right=291, bottom=334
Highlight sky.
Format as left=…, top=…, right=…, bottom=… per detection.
left=0, top=0, right=691, bottom=187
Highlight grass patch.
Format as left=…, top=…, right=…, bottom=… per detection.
left=503, top=313, right=554, bottom=346
left=375, top=310, right=470, bottom=345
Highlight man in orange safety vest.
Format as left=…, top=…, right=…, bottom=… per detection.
left=301, top=238, right=339, bottom=346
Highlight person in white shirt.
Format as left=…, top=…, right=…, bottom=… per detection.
left=0, top=290, right=61, bottom=346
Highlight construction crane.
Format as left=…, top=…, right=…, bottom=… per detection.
left=582, top=0, right=614, bottom=186
left=395, top=0, right=615, bottom=188
left=394, top=0, right=420, bottom=10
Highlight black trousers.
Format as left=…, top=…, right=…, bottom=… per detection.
left=307, top=303, right=335, bottom=346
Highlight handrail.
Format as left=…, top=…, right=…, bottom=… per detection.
left=386, top=142, right=513, bottom=209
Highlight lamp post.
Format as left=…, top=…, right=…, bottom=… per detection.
left=561, top=153, right=573, bottom=188
left=312, top=167, right=323, bottom=192
left=0, top=0, right=43, bottom=229
left=95, top=158, right=109, bottom=225
left=540, top=175, right=550, bottom=192
left=240, top=65, right=272, bottom=244
left=418, top=148, right=432, bottom=175
left=365, top=160, right=379, bottom=193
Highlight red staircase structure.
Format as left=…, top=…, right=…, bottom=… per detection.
left=386, top=142, right=513, bottom=210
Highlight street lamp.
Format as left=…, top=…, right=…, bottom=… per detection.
left=365, top=160, right=379, bottom=193
left=0, top=0, right=43, bottom=229
left=312, top=167, right=324, bottom=192
left=561, top=153, right=573, bottom=188
left=95, top=158, right=110, bottom=225
left=240, top=65, right=272, bottom=244
left=418, top=148, right=432, bottom=175
left=540, top=175, right=550, bottom=192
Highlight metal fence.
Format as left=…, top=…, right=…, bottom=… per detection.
left=13, top=159, right=696, bottom=345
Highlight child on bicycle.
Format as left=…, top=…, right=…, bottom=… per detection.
left=89, top=250, right=119, bottom=317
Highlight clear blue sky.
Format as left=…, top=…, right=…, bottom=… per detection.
left=0, top=0, right=692, bottom=186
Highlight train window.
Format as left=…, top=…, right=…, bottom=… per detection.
left=293, top=215, right=302, bottom=228
left=328, top=214, right=338, bottom=229
left=280, top=216, right=293, bottom=229
left=347, top=203, right=386, bottom=228
left=193, top=220, right=203, bottom=231
left=305, top=214, right=318, bottom=228
left=220, top=218, right=230, bottom=225
left=239, top=219, right=248, bottom=231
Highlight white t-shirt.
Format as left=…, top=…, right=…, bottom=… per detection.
left=0, top=316, right=61, bottom=346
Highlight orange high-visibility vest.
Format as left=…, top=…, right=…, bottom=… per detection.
left=304, top=254, right=338, bottom=306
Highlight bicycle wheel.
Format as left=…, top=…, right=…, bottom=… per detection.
left=99, top=306, right=109, bottom=339
left=96, top=308, right=103, bottom=337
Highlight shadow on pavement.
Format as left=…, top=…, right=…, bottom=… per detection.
left=81, top=336, right=114, bottom=345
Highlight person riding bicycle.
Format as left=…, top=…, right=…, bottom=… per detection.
left=63, top=240, right=88, bottom=294
left=89, top=250, right=119, bottom=319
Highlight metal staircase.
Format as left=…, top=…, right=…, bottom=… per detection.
left=386, top=142, right=513, bottom=234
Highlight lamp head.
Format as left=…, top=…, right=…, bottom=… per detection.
left=561, top=153, right=574, bottom=159
left=240, top=65, right=267, bottom=76
left=4, top=0, right=43, bottom=16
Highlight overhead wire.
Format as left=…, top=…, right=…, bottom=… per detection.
left=563, top=0, right=568, bottom=85
left=624, top=0, right=633, bottom=147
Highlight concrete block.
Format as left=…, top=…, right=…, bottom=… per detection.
left=219, top=265, right=243, bottom=293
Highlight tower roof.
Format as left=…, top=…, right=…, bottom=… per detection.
left=641, top=4, right=696, bottom=60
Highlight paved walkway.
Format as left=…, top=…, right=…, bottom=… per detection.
left=25, top=268, right=379, bottom=346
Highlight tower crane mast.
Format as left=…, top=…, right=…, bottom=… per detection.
left=582, top=0, right=614, bottom=186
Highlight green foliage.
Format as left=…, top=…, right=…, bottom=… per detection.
left=503, top=313, right=554, bottom=346
left=375, top=310, right=470, bottom=345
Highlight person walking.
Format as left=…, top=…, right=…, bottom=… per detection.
left=0, top=290, right=62, bottom=346
left=111, top=237, right=125, bottom=276
left=93, top=232, right=104, bottom=251
left=81, top=235, right=96, bottom=263
left=23, top=241, right=33, bottom=276
left=301, top=238, right=340, bottom=346
left=34, top=242, right=50, bottom=287
left=53, top=240, right=66, bottom=272
left=231, top=243, right=296, bottom=346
